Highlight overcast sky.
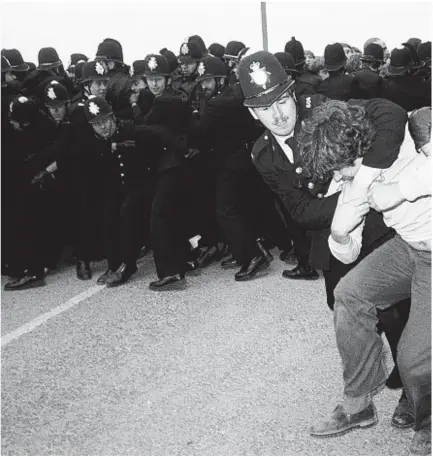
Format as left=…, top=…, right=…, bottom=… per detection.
left=1, top=0, right=431, bottom=66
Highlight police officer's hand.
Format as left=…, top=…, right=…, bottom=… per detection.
left=185, top=148, right=201, bottom=160
left=367, top=182, right=405, bottom=212
left=331, top=192, right=369, bottom=241
left=31, top=170, right=54, bottom=189
left=129, top=92, right=139, bottom=106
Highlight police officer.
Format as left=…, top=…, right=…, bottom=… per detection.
left=193, top=55, right=272, bottom=279
left=135, top=53, right=196, bottom=290
left=171, top=37, right=204, bottom=97
left=94, top=38, right=133, bottom=120
left=238, top=51, right=322, bottom=279
left=316, top=43, right=356, bottom=101
left=352, top=43, right=385, bottom=99
left=82, top=96, right=152, bottom=287
left=69, top=60, right=111, bottom=125
left=382, top=46, right=431, bottom=111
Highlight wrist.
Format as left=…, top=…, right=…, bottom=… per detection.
left=331, top=231, right=351, bottom=245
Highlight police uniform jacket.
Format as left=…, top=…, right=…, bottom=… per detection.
left=352, top=67, right=384, bottom=100
left=316, top=73, right=356, bottom=101
left=382, top=74, right=431, bottom=111
left=192, top=83, right=258, bottom=169
left=295, top=71, right=321, bottom=98
left=136, top=87, right=194, bottom=173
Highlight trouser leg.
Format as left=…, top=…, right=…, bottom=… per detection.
left=151, top=169, right=188, bottom=278
left=119, top=189, right=147, bottom=266
left=216, top=167, right=260, bottom=264
left=104, top=194, right=122, bottom=271
left=333, top=236, right=414, bottom=397
left=397, top=248, right=431, bottom=430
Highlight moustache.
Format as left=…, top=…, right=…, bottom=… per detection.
left=272, top=117, right=289, bottom=126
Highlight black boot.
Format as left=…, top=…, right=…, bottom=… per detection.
left=391, top=390, right=415, bottom=428
left=235, top=255, right=270, bottom=281
left=197, top=245, right=221, bottom=268
left=149, top=274, right=186, bottom=291
left=76, top=260, right=92, bottom=280
left=4, top=275, right=46, bottom=291
left=106, top=263, right=138, bottom=287
left=282, top=263, right=319, bottom=280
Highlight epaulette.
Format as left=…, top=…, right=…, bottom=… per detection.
left=251, top=130, right=270, bottom=161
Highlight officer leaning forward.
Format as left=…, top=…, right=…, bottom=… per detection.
left=82, top=96, right=153, bottom=287
left=192, top=55, right=273, bottom=280
left=134, top=54, right=196, bottom=291
left=238, top=51, right=328, bottom=279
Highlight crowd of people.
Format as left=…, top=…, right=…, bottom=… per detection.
left=1, top=33, right=431, bottom=454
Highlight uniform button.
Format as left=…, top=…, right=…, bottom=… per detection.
left=163, top=147, right=167, bottom=151
left=264, top=135, right=268, bottom=141
left=296, top=167, right=303, bottom=174
left=120, top=163, right=124, bottom=167
left=118, top=155, right=121, bottom=159
left=317, top=193, right=324, bottom=199
left=121, top=173, right=125, bottom=177
left=308, top=182, right=314, bottom=189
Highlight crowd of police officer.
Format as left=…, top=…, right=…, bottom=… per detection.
left=1, top=35, right=431, bottom=292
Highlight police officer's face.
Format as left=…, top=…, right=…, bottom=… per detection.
left=200, top=78, right=216, bottom=97
left=132, top=79, right=146, bottom=92
left=180, top=61, right=197, bottom=76
left=89, top=79, right=108, bottom=97
left=146, top=76, right=166, bottom=96
left=92, top=116, right=116, bottom=139
left=48, top=104, right=67, bottom=122
left=333, top=158, right=363, bottom=182
left=252, top=92, right=297, bottom=137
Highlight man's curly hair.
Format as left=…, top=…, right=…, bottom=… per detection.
left=298, top=100, right=376, bottom=181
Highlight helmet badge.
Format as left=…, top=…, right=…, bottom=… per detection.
left=148, top=56, right=158, bottom=71
left=47, top=87, right=57, bottom=100
left=249, top=61, right=271, bottom=89
left=197, top=62, right=205, bottom=76
left=88, top=101, right=100, bottom=116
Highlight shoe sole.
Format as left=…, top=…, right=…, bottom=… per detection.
left=310, top=417, right=378, bottom=438
left=235, top=262, right=270, bottom=282
left=4, top=280, right=46, bottom=291
left=282, top=274, right=320, bottom=280
left=149, top=279, right=187, bottom=291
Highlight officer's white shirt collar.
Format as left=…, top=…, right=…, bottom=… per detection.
left=272, top=132, right=295, bottom=164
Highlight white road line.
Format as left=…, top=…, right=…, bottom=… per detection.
left=1, top=285, right=106, bottom=347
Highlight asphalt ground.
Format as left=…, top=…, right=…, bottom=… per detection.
left=1, top=252, right=416, bottom=455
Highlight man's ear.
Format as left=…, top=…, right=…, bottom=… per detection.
left=219, top=77, right=225, bottom=86
left=248, top=107, right=259, bottom=120
left=167, top=77, right=172, bottom=86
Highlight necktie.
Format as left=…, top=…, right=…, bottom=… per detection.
left=285, top=137, right=296, bottom=150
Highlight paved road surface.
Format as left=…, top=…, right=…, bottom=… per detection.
left=2, top=253, right=414, bottom=455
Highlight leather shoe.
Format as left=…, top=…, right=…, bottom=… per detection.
left=282, top=263, right=319, bottom=280
left=391, top=390, right=414, bottom=428
left=106, top=263, right=137, bottom=287
left=4, top=275, right=46, bottom=291
left=76, top=260, right=91, bottom=280
left=310, top=403, right=378, bottom=437
left=235, top=255, right=270, bottom=281
left=410, top=427, right=431, bottom=455
left=149, top=274, right=186, bottom=291
left=257, top=238, right=274, bottom=262
left=197, top=245, right=221, bottom=268
left=97, top=269, right=115, bottom=285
